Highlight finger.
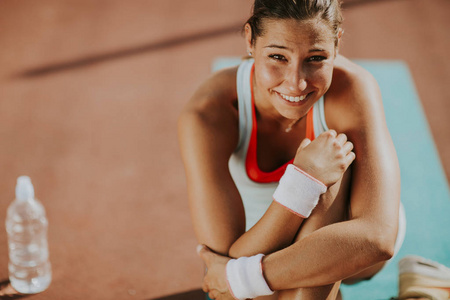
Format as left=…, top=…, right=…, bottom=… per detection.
left=317, top=129, right=336, bottom=141
left=298, top=138, right=311, bottom=150
left=209, top=290, right=219, bottom=299
left=202, top=273, right=210, bottom=293
left=345, top=151, right=356, bottom=166
left=342, top=141, right=354, bottom=154
left=336, top=133, right=348, bottom=145
left=202, top=279, right=209, bottom=293
left=327, top=129, right=337, bottom=138
left=197, top=244, right=215, bottom=267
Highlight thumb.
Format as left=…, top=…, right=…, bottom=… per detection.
left=299, top=138, right=311, bottom=151
left=197, top=244, right=215, bottom=267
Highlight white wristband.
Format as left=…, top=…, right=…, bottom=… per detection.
left=226, top=254, right=273, bottom=300
left=273, top=164, right=327, bottom=218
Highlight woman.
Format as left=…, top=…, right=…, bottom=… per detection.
left=178, top=0, right=405, bottom=299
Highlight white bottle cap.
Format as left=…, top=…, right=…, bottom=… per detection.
left=16, top=176, right=35, bottom=201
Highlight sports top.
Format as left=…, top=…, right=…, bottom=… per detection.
left=228, top=59, right=329, bottom=231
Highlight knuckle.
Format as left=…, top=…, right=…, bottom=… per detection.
left=324, top=130, right=336, bottom=138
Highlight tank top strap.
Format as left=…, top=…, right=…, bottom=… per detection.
left=306, top=107, right=315, bottom=140
left=235, top=59, right=255, bottom=151
left=311, top=97, right=329, bottom=139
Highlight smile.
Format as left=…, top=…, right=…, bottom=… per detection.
left=277, top=92, right=308, bottom=103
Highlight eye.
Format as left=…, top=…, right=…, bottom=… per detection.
left=307, top=56, right=327, bottom=62
left=268, top=54, right=287, bottom=62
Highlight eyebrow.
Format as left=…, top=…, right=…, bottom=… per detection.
left=264, top=44, right=327, bottom=52
left=264, top=44, right=289, bottom=50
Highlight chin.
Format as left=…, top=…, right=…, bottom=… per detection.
left=272, top=92, right=317, bottom=120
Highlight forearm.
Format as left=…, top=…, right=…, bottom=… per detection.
left=229, top=164, right=327, bottom=258
left=263, top=219, right=393, bottom=291
left=228, top=201, right=304, bottom=258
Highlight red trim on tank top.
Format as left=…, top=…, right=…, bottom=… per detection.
left=245, top=64, right=316, bottom=183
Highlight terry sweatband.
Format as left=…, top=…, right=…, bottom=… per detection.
left=273, top=164, right=327, bottom=218
left=226, top=254, right=273, bottom=300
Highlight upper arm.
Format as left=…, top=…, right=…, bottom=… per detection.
left=178, top=68, right=246, bottom=255
left=327, top=64, right=401, bottom=246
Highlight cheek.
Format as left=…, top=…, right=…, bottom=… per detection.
left=307, top=65, right=333, bottom=88
left=256, top=62, right=284, bottom=90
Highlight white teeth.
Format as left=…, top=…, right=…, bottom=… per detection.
left=279, top=93, right=306, bottom=102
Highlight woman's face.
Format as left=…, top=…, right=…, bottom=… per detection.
left=247, top=18, right=338, bottom=121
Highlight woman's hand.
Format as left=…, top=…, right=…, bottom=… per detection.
left=197, top=245, right=235, bottom=300
left=293, top=130, right=355, bottom=187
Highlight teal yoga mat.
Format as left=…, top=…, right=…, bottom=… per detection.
left=212, top=58, right=450, bottom=299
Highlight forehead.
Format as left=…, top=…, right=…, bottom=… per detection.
left=256, top=18, right=335, bottom=49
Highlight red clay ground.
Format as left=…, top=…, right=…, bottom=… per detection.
left=0, top=0, right=448, bottom=299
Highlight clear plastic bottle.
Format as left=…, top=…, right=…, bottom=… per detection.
left=5, top=176, right=52, bottom=294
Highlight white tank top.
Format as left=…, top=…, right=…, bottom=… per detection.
left=228, top=59, right=329, bottom=231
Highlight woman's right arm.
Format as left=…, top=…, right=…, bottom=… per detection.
left=178, top=68, right=246, bottom=255
left=178, top=67, right=308, bottom=256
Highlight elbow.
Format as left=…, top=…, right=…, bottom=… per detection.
left=368, top=228, right=397, bottom=263
left=373, top=237, right=395, bottom=262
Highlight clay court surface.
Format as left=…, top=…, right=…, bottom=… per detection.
left=0, top=0, right=449, bottom=299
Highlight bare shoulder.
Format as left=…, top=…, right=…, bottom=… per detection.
left=184, top=66, right=239, bottom=112
left=178, top=66, right=240, bottom=162
left=325, top=55, right=385, bottom=135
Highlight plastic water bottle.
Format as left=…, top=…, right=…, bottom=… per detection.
left=5, top=176, right=52, bottom=294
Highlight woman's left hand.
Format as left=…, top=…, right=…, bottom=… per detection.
left=197, top=245, right=235, bottom=300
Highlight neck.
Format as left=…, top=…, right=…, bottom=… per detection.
left=284, top=118, right=301, bottom=133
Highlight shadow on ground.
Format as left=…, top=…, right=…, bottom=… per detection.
left=0, top=279, right=31, bottom=300
left=151, top=288, right=205, bottom=300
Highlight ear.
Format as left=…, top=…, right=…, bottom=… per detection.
left=244, top=23, right=254, bottom=56
left=335, top=28, right=344, bottom=56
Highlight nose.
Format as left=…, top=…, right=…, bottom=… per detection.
left=287, top=65, right=307, bottom=92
